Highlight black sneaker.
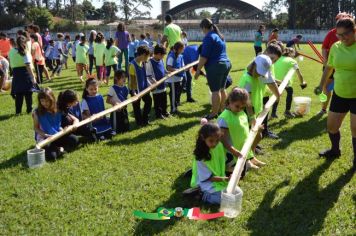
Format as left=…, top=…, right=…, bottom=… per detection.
left=319, top=149, right=341, bottom=158
left=187, top=98, right=196, bottom=103
left=265, top=131, right=279, bottom=139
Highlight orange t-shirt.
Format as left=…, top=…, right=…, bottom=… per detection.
left=0, top=39, right=11, bottom=58
left=32, top=42, right=45, bottom=65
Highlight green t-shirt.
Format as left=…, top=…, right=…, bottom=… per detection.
left=218, top=109, right=254, bottom=161
left=163, top=23, right=182, bottom=49
left=328, top=41, right=356, bottom=98
left=191, top=142, right=227, bottom=192
left=75, top=44, right=89, bottom=64
left=239, top=72, right=266, bottom=115
left=104, top=46, right=120, bottom=66
left=94, top=42, right=106, bottom=66
left=273, top=56, right=298, bottom=86
left=9, top=48, right=30, bottom=68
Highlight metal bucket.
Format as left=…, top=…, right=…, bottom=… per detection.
left=27, top=148, right=46, bottom=168
left=220, top=186, right=243, bottom=218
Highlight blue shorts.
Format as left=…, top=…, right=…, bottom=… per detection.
left=202, top=191, right=221, bottom=205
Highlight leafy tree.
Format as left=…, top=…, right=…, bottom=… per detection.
left=118, top=0, right=152, bottom=23
left=101, top=1, right=118, bottom=23
left=26, top=7, right=54, bottom=30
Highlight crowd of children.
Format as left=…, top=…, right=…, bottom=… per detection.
left=2, top=20, right=333, bottom=206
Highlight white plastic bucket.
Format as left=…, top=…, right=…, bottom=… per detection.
left=220, top=186, right=243, bottom=218
left=293, top=96, right=311, bottom=116
left=27, top=148, right=46, bottom=168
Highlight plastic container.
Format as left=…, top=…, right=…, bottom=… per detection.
left=293, top=96, right=311, bottom=116
left=220, top=186, right=243, bottom=218
left=27, top=148, right=46, bottom=168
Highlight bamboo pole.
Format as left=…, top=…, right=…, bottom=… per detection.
left=226, top=68, right=296, bottom=194
left=307, top=40, right=325, bottom=63
left=36, top=61, right=199, bottom=149
left=297, top=52, right=323, bottom=64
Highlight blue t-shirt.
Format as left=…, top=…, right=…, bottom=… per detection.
left=128, top=40, right=139, bottom=58
left=201, top=31, right=229, bottom=68
left=254, top=31, right=263, bottom=47
left=183, top=45, right=199, bottom=64
left=112, top=85, right=129, bottom=102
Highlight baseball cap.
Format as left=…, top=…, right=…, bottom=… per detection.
left=79, top=32, right=85, bottom=37
left=254, top=54, right=272, bottom=78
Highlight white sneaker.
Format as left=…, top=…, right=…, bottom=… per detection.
left=246, top=160, right=259, bottom=170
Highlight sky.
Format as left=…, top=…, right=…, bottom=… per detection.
left=92, top=0, right=265, bottom=18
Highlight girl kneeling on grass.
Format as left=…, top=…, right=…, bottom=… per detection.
left=218, top=87, right=265, bottom=171
left=33, top=88, right=79, bottom=161
left=107, top=70, right=130, bottom=133
left=191, top=123, right=229, bottom=205
left=82, top=78, right=114, bottom=140
left=57, top=89, right=97, bottom=142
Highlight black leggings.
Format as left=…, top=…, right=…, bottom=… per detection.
left=89, top=54, right=95, bottom=74
left=52, top=59, right=62, bottom=75
left=153, top=91, right=168, bottom=118
left=132, top=93, right=152, bottom=125
left=168, top=82, right=182, bottom=113
left=44, top=134, right=79, bottom=161
left=15, top=92, right=33, bottom=114
left=35, top=64, right=44, bottom=84
left=272, top=86, right=294, bottom=114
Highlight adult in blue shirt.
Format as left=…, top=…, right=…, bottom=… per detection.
left=254, top=25, right=265, bottom=56
left=195, top=18, right=231, bottom=120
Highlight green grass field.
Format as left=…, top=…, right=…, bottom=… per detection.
left=0, top=42, right=355, bottom=235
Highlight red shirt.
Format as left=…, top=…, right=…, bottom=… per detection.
left=322, top=28, right=339, bottom=53
left=0, top=38, right=11, bottom=58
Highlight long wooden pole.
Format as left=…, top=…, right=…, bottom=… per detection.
left=36, top=61, right=199, bottom=149
left=297, top=52, right=323, bottom=64
left=307, top=40, right=324, bottom=63
left=226, top=68, right=296, bottom=194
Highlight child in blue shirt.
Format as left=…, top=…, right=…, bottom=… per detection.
left=107, top=70, right=130, bottom=133
left=166, top=41, right=185, bottom=114
left=145, top=44, right=168, bottom=119
left=57, top=89, right=97, bottom=142
left=32, top=88, right=79, bottom=161
left=82, top=78, right=114, bottom=140
left=128, top=34, right=139, bottom=62
left=128, top=45, right=152, bottom=126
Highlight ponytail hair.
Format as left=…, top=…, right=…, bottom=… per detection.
left=193, top=123, right=220, bottom=161
left=16, top=36, right=27, bottom=56
left=106, top=38, right=114, bottom=49
left=57, top=89, right=78, bottom=112
left=173, top=41, right=184, bottom=58
left=82, top=78, right=99, bottom=99
left=200, top=18, right=224, bottom=40
left=225, top=87, right=249, bottom=107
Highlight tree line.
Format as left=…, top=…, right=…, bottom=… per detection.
left=0, top=0, right=152, bottom=30
left=264, top=0, right=356, bottom=29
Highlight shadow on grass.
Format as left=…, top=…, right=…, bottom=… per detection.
left=0, top=150, right=28, bottom=170
left=48, top=80, right=84, bottom=91
left=134, top=173, right=219, bottom=235
left=107, top=120, right=198, bottom=146
left=247, top=159, right=354, bottom=236
left=0, top=113, right=15, bottom=122
left=272, top=115, right=327, bottom=150
left=107, top=106, right=209, bottom=146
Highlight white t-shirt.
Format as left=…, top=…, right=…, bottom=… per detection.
left=166, top=56, right=184, bottom=83
left=107, top=86, right=121, bottom=103
left=145, top=59, right=166, bottom=94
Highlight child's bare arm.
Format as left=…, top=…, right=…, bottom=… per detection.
left=32, top=112, right=50, bottom=138
left=220, top=128, right=242, bottom=158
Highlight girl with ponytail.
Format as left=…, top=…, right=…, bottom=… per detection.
left=191, top=122, right=229, bottom=205
left=195, top=18, right=231, bottom=121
